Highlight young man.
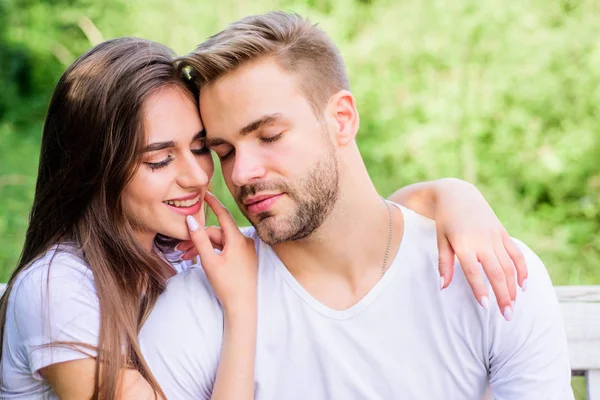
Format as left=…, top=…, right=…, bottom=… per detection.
left=139, top=12, right=572, bottom=399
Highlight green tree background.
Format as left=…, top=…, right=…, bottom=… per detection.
left=1, top=0, right=597, bottom=396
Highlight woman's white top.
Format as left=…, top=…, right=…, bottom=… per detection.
left=0, top=244, right=190, bottom=399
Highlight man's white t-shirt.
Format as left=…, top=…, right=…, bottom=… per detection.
left=139, top=205, right=574, bottom=400
left=0, top=245, right=191, bottom=398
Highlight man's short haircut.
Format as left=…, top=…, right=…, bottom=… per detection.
left=177, top=11, right=350, bottom=116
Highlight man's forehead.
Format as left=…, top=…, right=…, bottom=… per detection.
left=200, top=59, right=303, bottom=106
left=204, top=110, right=287, bottom=141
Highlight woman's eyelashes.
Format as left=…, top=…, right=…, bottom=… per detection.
left=145, top=154, right=173, bottom=171
left=191, top=147, right=211, bottom=156
left=145, top=146, right=211, bottom=171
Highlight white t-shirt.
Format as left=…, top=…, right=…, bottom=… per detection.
left=0, top=244, right=192, bottom=399
left=139, top=205, right=574, bottom=400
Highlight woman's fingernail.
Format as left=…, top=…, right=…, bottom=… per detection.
left=439, top=276, right=445, bottom=290
left=522, top=279, right=528, bottom=292
left=480, top=296, right=490, bottom=310
left=503, top=306, right=513, bottom=321
left=186, top=215, right=200, bottom=232
left=511, top=300, right=515, bottom=309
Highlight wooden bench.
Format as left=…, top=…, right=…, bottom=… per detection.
left=556, top=286, right=600, bottom=399
left=1, top=284, right=598, bottom=398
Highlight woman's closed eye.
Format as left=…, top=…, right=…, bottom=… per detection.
left=144, top=154, right=173, bottom=171
left=145, top=154, right=173, bottom=171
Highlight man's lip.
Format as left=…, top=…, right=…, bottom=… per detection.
left=165, top=191, right=202, bottom=202
left=243, top=193, right=282, bottom=205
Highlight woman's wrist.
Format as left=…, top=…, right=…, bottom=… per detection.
left=222, top=300, right=257, bottom=326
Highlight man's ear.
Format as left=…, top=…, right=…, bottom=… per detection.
left=326, top=90, right=359, bottom=147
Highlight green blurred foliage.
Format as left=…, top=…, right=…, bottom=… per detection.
left=3, top=0, right=598, bottom=283
left=0, top=0, right=596, bottom=396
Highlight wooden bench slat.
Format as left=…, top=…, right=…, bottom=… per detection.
left=560, top=302, right=600, bottom=371
left=556, top=286, right=600, bottom=302
left=588, top=370, right=600, bottom=400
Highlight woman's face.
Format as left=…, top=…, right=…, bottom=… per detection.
left=122, top=85, right=214, bottom=249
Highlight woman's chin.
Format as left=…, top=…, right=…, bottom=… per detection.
left=160, top=210, right=205, bottom=242
left=165, top=228, right=191, bottom=242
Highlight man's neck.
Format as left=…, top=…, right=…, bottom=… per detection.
left=271, top=160, right=405, bottom=310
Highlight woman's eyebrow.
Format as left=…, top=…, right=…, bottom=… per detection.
left=143, top=141, right=175, bottom=152
left=143, top=130, right=205, bottom=152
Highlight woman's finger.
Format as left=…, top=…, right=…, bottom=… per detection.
left=185, top=215, right=217, bottom=267
left=175, top=240, right=194, bottom=253
left=494, top=244, right=517, bottom=304
left=455, top=250, right=489, bottom=310
left=478, top=251, right=513, bottom=321
left=503, top=235, right=528, bottom=290
left=204, top=192, right=240, bottom=241
left=181, top=248, right=198, bottom=261
left=436, top=230, right=455, bottom=290
left=206, top=226, right=224, bottom=250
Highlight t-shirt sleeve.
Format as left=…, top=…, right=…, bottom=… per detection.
left=487, top=239, right=574, bottom=400
left=10, top=251, right=99, bottom=379
left=139, top=266, right=223, bottom=400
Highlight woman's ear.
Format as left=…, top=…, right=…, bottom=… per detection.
left=326, top=90, right=359, bottom=147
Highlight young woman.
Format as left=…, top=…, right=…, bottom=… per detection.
left=0, top=37, right=525, bottom=399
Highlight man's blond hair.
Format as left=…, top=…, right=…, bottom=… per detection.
left=177, top=11, right=350, bottom=116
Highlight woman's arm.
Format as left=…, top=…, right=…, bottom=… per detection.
left=40, top=360, right=159, bottom=399
left=211, top=306, right=257, bottom=400
left=185, top=192, right=258, bottom=400
left=389, top=178, right=528, bottom=317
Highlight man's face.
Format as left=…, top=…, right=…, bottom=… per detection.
left=200, top=57, right=340, bottom=245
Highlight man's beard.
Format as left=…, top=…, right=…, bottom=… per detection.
left=236, top=152, right=340, bottom=245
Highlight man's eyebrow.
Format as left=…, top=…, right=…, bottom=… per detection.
left=143, top=141, right=175, bottom=152
left=239, top=113, right=282, bottom=136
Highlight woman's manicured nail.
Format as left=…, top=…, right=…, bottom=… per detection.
left=186, top=215, right=200, bottom=232
left=480, top=296, right=490, bottom=310
left=439, top=276, right=445, bottom=290
left=522, top=279, right=528, bottom=292
left=503, top=306, right=513, bottom=321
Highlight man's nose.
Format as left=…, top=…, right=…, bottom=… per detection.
left=231, top=148, right=266, bottom=187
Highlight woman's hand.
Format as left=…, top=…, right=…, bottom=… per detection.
left=185, top=192, right=257, bottom=399
left=185, top=192, right=258, bottom=314
left=389, top=178, right=527, bottom=319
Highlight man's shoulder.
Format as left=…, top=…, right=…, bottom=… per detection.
left=394, top=204, right=438, bottom=251
left=140, top=266, right=223, bottom=349
left=161, top=264, right=221, bottom=308
left=140, top=265, right=223, bottom=399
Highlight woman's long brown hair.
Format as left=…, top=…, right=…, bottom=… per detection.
left=0, top=37, right=197, bottom=398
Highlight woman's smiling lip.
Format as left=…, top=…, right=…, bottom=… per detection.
left=165, top=191, right=203, bottom=202
left=164, top=197, right=203, bottom=216
left=163, top=191, right=203, bottom=216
